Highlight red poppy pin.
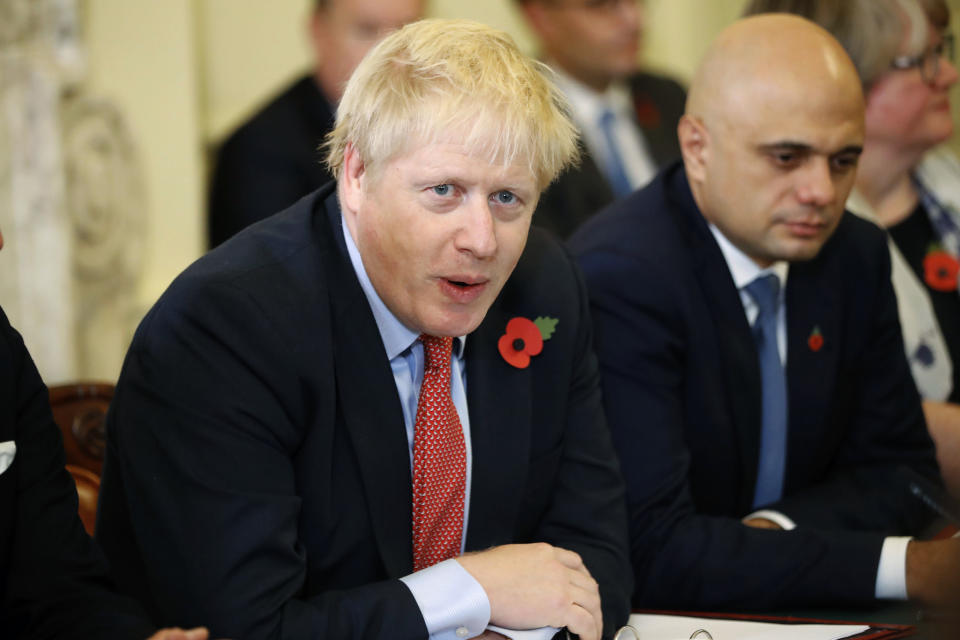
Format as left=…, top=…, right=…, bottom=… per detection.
left=498, top=316, right=558, bottom=369
left=807, top=326, right=824, bottom=352
left=923, top=244, right=960, bottom=292
left=633, top=96, right=661, bottom=129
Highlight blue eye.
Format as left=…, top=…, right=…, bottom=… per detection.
left=432, top=184, right=452, bottom=196
left=494, top=190, right=516, bottom=204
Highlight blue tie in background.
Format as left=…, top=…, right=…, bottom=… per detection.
left=744, top=273, right=788, bottom=508
left=598, top=108, right=634, bottom=198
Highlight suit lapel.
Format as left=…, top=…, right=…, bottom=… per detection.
left=319, top=193, right=413, bottom=577
left=464, top=297, right=531, bottom=551
left=784, top=256, right=840, bottom=493
left=670, top=171, right=763, bottom=508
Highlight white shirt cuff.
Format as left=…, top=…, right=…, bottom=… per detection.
left=742, top=509, right=797, bottom=530
left=488, top=624, right=560, bottom=640
left=875, top=536, right=911, bottom=600
left=400, top=559, right=490, bottom=640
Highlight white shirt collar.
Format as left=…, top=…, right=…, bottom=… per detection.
left=550, top=65, right=633, bottom=127
left=708, top=223, right=789, bottom=292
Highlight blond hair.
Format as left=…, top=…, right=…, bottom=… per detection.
left=325, top=18, right=579, bottom=190
left=742, top=0, right=933, bottom=88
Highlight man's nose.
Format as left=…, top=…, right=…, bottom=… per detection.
left=796, top=158, right=836, bottom=207
left=456, top=198, right=498, bottom=259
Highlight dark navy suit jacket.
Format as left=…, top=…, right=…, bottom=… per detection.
left=534, top=71, right=687, bottom=240
left=208, top=75, right=335, bottom=248
left=570, top=162, right=940, bottom=609
left=0, top=307, right=154, bottom=639
left=97, top=183, right=632, bottom=639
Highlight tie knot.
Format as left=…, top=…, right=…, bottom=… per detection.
left=598, top=107, right=616, bottom=129
left=420, top=334, right=453, bottom=371
left=744, top=273, right=780, bottom=318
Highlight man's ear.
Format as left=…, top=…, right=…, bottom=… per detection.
left=678, top=115, right=709, bottom=183
left=339, top=142, right=366, bottom=215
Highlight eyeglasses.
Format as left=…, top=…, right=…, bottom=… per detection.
left=890, top=33, right=955, bottom=84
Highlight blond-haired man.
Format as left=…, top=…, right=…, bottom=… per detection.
left=98, top=19, right=631, bottom=640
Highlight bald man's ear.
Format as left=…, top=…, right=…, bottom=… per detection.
left=678, top=115, right=709, bottom=183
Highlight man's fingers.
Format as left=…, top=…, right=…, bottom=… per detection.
left=147, top=627, right=210, bottom=640
left=570, top=578, right=603, bottom=638
left=562, top=602, right=600, bottom=640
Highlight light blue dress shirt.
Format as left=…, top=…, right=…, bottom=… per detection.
left=341, top=217, right=491, bottom=640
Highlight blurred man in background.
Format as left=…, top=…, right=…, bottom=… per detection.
left=516, top=0, right=686, bottom=238
left=207, top=0, right=422, bottom=248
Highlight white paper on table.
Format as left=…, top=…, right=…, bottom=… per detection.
left=487, top=624, right=558, bottom=640
left=626, top=613, right=869, bottom=640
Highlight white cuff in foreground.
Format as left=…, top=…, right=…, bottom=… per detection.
left=400, top=559, right=490, bottom=640
left=875, top=536, right=911, bottom=600
left=742, top=509, right=796, bottom=530
left=488, top=624, right=560, bottom=640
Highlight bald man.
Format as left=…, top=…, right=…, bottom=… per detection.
left=571, top=15, right=960, bottom=609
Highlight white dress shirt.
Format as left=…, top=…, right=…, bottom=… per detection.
left=709, top=224, right=911, bottom=601
left=551, top=67, right=658, bottom=192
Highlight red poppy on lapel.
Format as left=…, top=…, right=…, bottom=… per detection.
left=807, top=326, right=824, bottom=352
left=498, top=316, right=557, bottom=369
left=923, top=246, right=960, bottom=292
left=633, top=95, right=661, bottom=129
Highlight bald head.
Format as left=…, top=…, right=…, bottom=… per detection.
left=679, top=14, right=865, bottom=268
left=687, top=14, right=863, bottom=126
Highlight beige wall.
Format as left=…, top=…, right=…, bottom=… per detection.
left=81, top=0, right=960, bottom=329
left=83, top=0, right=205, bottom=312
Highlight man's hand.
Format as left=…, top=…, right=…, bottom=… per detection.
left=147, top=627, right=210, bottom=640
left=470, top=633, right=508, bottom=639
left=742, top=518, right=783, bottom=530
left=906, top=539, right=960, bottom=607
left=457, top=543, right=602, bottom=640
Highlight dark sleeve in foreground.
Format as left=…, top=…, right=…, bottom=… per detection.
left=576, top=247, right=887, bottom=609
left=95, top=279, right=426, bottom=640
left=0, top=309, right=155, bottom=640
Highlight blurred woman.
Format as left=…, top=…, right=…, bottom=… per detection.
left=744, top=0, right=960, bottom=498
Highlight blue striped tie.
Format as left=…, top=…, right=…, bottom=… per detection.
left=598, top=108, right=634, bottom=198
left=744, top=273, right=788, bottom=508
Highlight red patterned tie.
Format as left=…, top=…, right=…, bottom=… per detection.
left=412, top=334, right=467, bottom=571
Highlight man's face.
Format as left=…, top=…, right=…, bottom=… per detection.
left=526, top=0, right=642, bottom=91
left=340, top=139, right=539, bottom=337
left=311, top=0, right=423, bottom=102
left=692, top=81, right=864, bottom=267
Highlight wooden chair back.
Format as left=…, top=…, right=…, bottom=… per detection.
left=48, top=382, right=114, bottom=535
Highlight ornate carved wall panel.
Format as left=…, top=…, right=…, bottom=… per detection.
left=0, top=0, right=144, bottom=383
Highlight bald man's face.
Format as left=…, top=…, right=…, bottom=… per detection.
left=685, top=75, right=864, bottom=267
